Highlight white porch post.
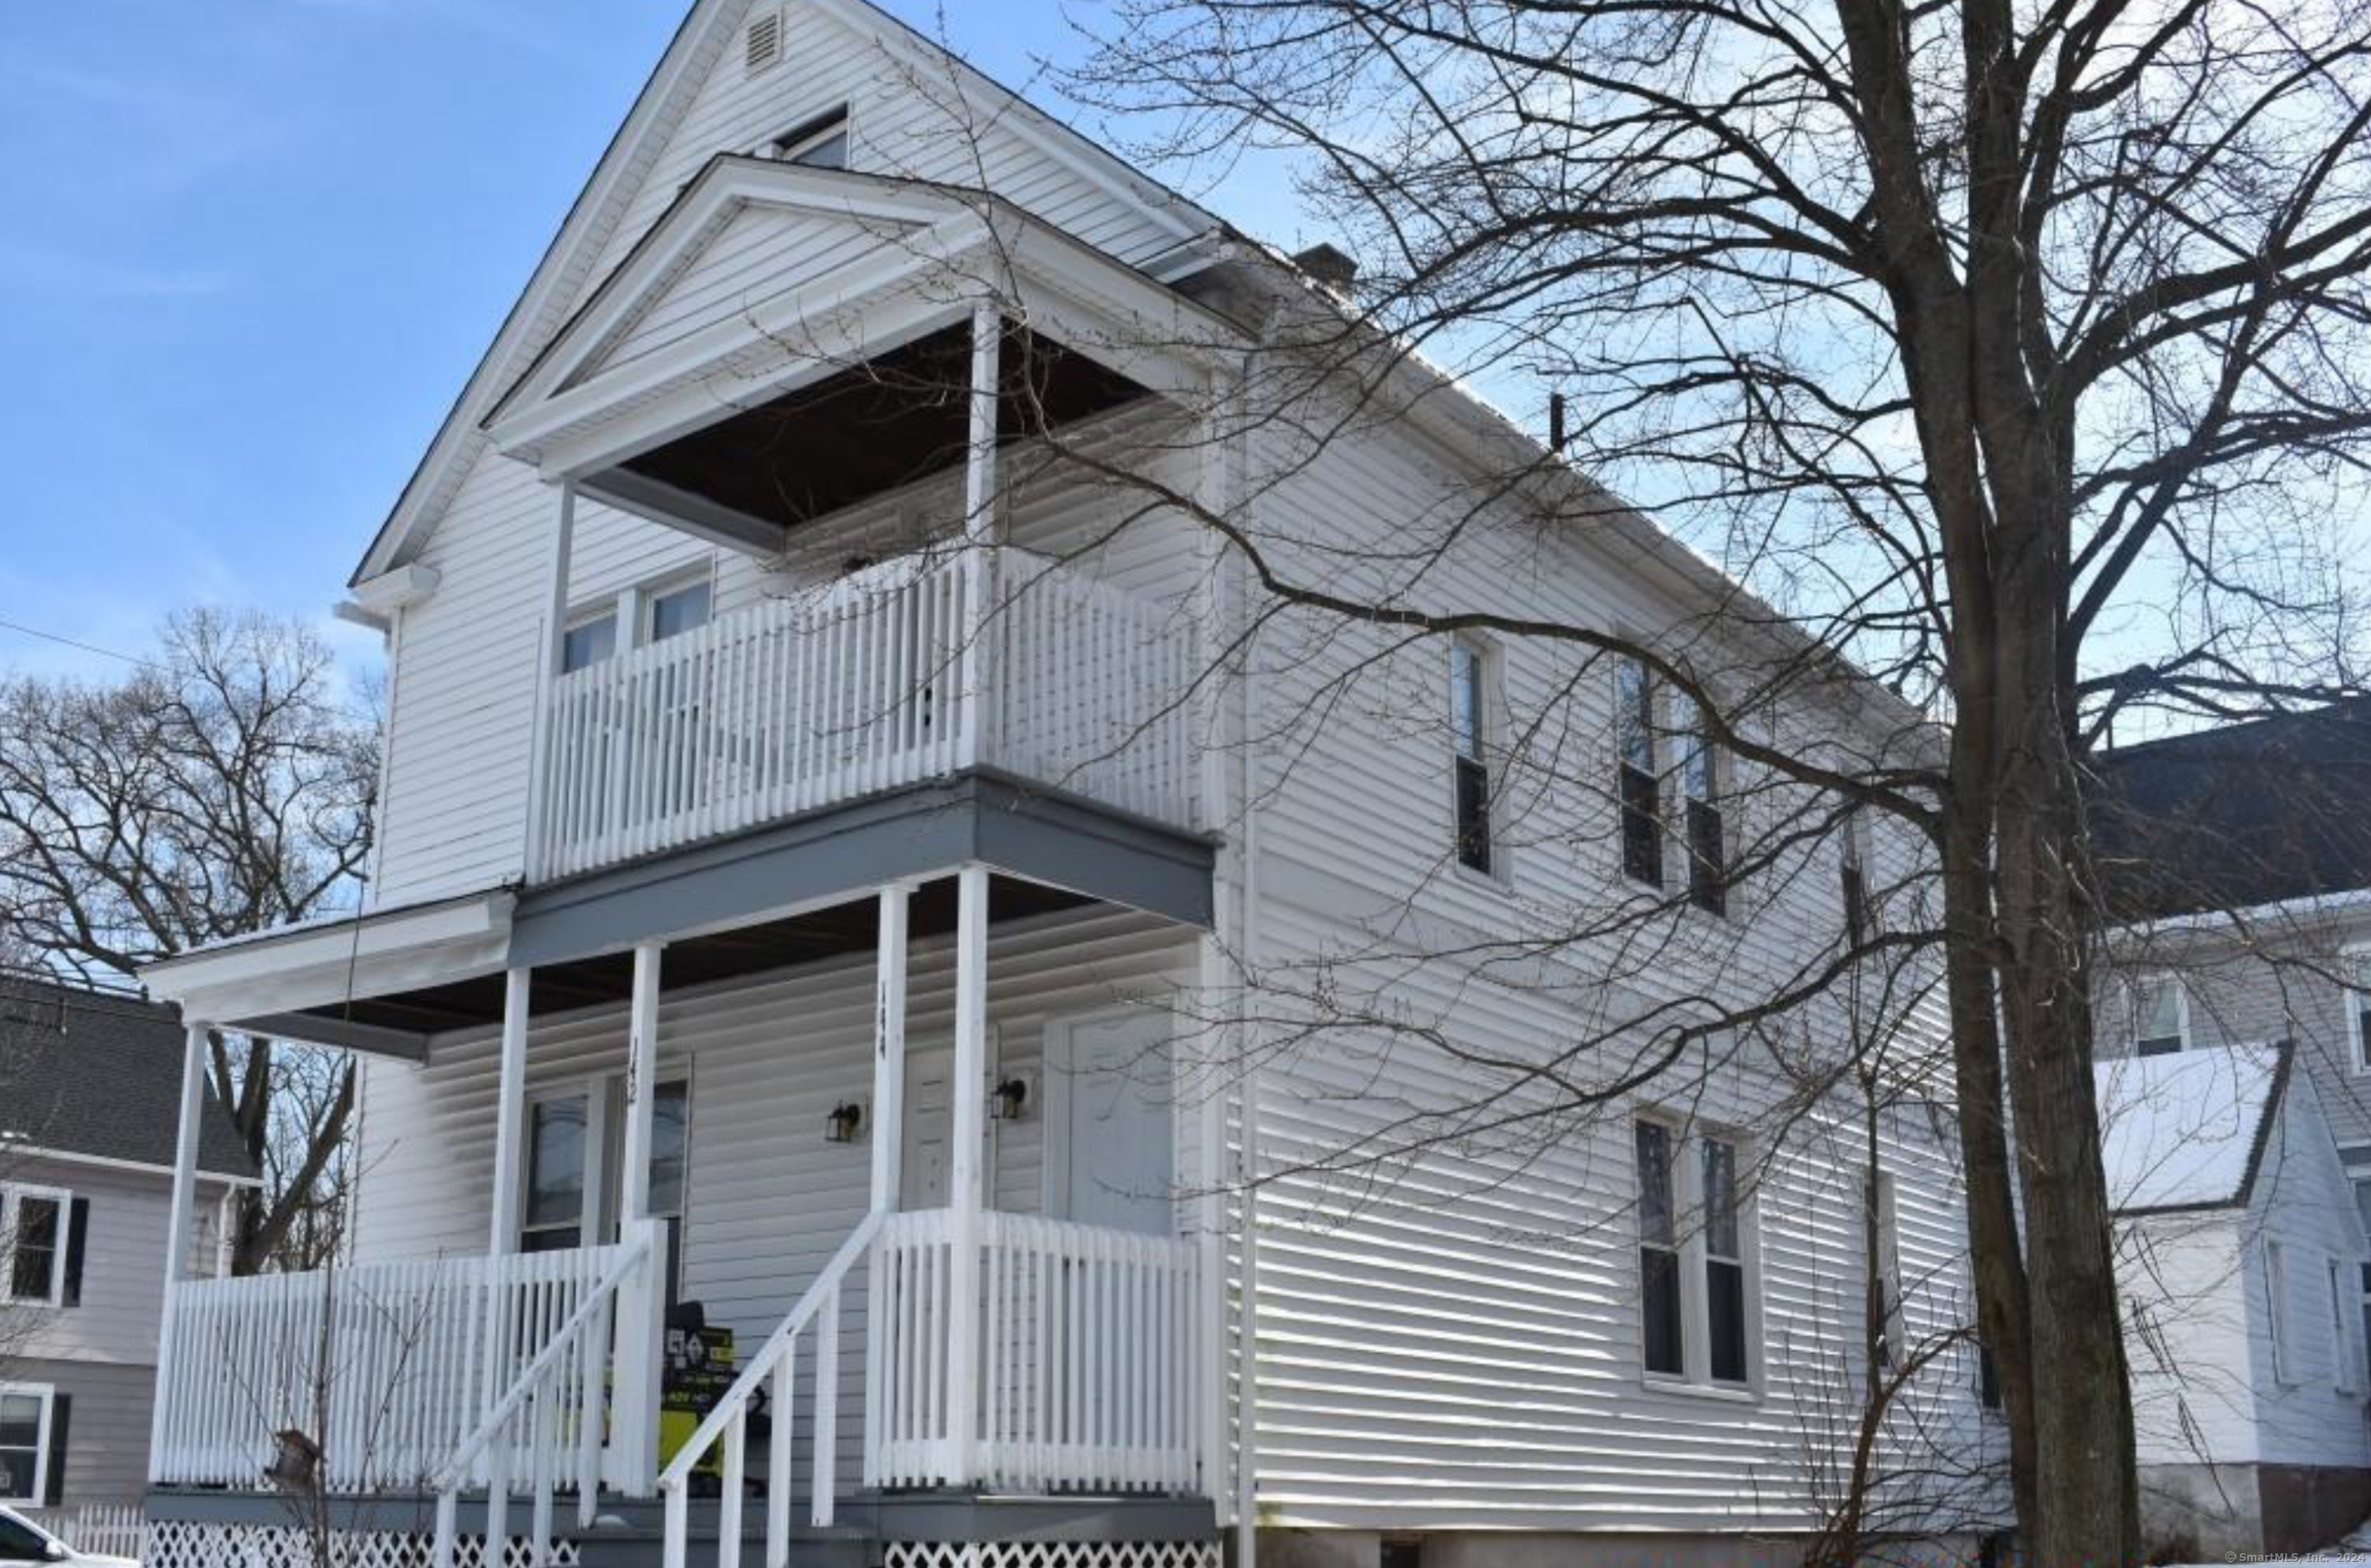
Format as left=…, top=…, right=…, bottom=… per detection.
left=945, top=864, right=990, bottom=1482
left=146, top=1019, right=210, bottom=1483
left=870, top=883, right=911, bottom=1215
left=522, top=481, right=577, bottom=878
left=489, top=969, right=531, bottom=1255
left=611, top=940, right=667, bottom=1493
left=956, top=303, right=1001, bottom=771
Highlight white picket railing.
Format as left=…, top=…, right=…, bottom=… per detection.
left=30, top=1505, right=146, bottom=1561
left=152, top=1237, right=648, bottom=1494
left=432, top=1222, right=667, bottom=1568
left=533, top=548, right=1196, bottom=880
left=870, top=1208, right=1201, bottom=1494
left=660, top=1210, right=887, bottom=1568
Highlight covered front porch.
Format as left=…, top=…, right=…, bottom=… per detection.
left=141, top=861, right=1226, bottom=1568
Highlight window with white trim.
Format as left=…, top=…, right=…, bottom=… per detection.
left=1841, top=806, right=1873, bottom=948
left=0, top=1185, right=69, bottom=1309
left=0, top=1384, right=53, bottom=1506
left=2267, top=1238, right=2294, bottom=1383
left=1676, top=692, right=1726, bottom=915
left=1870, top=1168, right=1906, bottom=1376
left=1635, top=1116, right=1760, bottom=1390
left=1448, top=637, right=1494, bottom=876
left=2329, top=1256, right=2357, bottom=1393
left=770, top=104, right=851, bottom=168
left=2344, top=949, right=2371, bottom=1073
left=2341, top=1144, right=2371, bottom=1356
left=1616, top=659, right=1663, bottom=887
left=2130, top=974, right=2190, bottom=1056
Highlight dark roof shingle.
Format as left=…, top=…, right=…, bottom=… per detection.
left=2089, top=700, right=2371, bottom=922
left=0, top=974, right=257, bottom=1179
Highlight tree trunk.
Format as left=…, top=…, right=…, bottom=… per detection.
left=1987, top=541, right=2141, bottom=1565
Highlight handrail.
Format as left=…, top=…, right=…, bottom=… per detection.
left=433, top=1230, right=654, bottom=1491
left=431, top=1227, right=661, bottom=1568
left=660, top=1209, right=887, bottom=1568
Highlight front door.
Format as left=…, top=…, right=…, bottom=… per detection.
left=1048, top=1009, right=1176, bottom=1236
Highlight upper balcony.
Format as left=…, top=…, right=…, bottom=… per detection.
left=530, top=545, right=1197, bottom=882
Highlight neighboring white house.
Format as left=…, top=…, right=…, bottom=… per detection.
left=0, top=974, right=253, bottom=1519
left=2091, top=705, right=2371, bottom=1556
left=2098, top=1044, right=2371, bottom=1559
left=135, top=4, right=2001, bottom=1568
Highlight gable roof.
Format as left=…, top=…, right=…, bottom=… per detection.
left=351, top=0, right=1217, bottom=587
left=0, top=974, right=258, bottom=1181
left=2089, top=700, right=2371, bottom=922
left=2095, top=1040, right=2289, bottom=1215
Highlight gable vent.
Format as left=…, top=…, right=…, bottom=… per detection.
left=745, top=9, right=784, bottom=75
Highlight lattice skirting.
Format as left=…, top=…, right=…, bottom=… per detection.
left=147, top=1520, right=582, bottom=1568
left=886, top=1542, right=1220, bottom=1568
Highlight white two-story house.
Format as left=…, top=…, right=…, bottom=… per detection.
left=137, top=4, right=2000, bottom=1568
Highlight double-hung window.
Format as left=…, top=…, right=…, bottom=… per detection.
left=1635, top=1121, right=1684, bottom=1375
left=2344, top=951, right=2371, bottom=1074
left=1869, top=1168, right=1906, bottom=1377
left=2267, top=1239, right=2294, bottom=1383
left=1449, top=639, right=1494, bottom=875
left=0, top=1186, right=69, bottom=1309
left=2131, top=974, right=2189, bottom=1056
left=521, top=1078, right=692, bottom=1312
left=1841, top=807, right=1872, bottom=948
left=2330, top=1256, right=2357, bottom=1393
left=1617, top=659, right=1663, bottom=887
left=1635, top=1117, right=1758, bottom=1390
left=0, top=1385, right=54, bottom=1506
left=1677, top=694, right=1725, bottom=915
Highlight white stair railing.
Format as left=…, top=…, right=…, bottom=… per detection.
left=659, top=1211, right=886, bottom=1568
left=430, top=1222, right=666, bottom=1568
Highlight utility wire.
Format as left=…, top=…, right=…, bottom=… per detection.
left=0, top=614, right=151, bottom=668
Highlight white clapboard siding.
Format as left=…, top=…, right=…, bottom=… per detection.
left=351, top=902, right=1200, bottom=1492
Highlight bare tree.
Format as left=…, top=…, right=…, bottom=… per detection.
left=1008, top=0, right=2371, bottom=1556
left=0, top=609, right=378, bottom=1272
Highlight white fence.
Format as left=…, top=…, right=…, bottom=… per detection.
left=32, top=1505, right=146, bottom=1561
left=153, top=1240, right=649, bottom=1494
left=870, top=1208, right=1201, bottom=1493
left=533, top=548, right=1196, bottom=879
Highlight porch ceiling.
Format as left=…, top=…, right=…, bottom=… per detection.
left=275, top=873, right=1085, bottom=1040
left=583, top=321, right=1151, bottom=554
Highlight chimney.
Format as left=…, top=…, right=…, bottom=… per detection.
left=1290, top=242, right=1360, bottom=292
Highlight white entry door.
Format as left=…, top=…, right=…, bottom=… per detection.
left=901, top=1047, right=951, bottom=1210
left=1048, top=1009, right=1176, bottom=1236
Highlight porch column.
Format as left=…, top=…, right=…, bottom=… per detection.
left=147, top=1019, right=210, bottom=1483
left=957, top=303, right=1001, bottom=770
left=522, top=482, right=577, bottom=879
left=946, top=864, right=990, bottom=1481
left=612, top=939, right=667, bottom=1494
left=489, top=969, right=531, bottom=1255
left=620, top=940, right=663, bottom=1222
left=870, top=882, right=911, bottom=1215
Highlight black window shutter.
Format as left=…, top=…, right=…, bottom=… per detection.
left=62, top=1199, right=88, bottom=1309
left=41, top=1395, right=69, bottom=1507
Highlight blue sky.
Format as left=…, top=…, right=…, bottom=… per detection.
left=0, top=0, right=1298, bottom=686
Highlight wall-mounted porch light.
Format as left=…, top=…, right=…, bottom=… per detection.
left=990, top=1073, right=1031, bottom=1123
left=825, top=1099, right=867, bottom=1145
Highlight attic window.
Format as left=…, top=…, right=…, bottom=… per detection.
left=745, top=9, right=784, bottom=75
left=772, top=105, right=850, bottom=170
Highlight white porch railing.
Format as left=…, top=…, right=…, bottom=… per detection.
left=29, top=1506, right=147, bottom=1561
left=532, top=548, right=1196, bottom=880
left=433, top=1221, right=667, bottom=1568
left=870, top=1208, right=1202, bottom=1494
left=152, top=1235, right=659, bottom=1496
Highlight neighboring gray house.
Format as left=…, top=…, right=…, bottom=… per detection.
left=0, top=974, right=255, bottom=1511
left=2090, top=705, right=2371, bottom=1556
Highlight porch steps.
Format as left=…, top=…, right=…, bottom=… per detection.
left=573, top=1494, right=1218, bottom=1568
